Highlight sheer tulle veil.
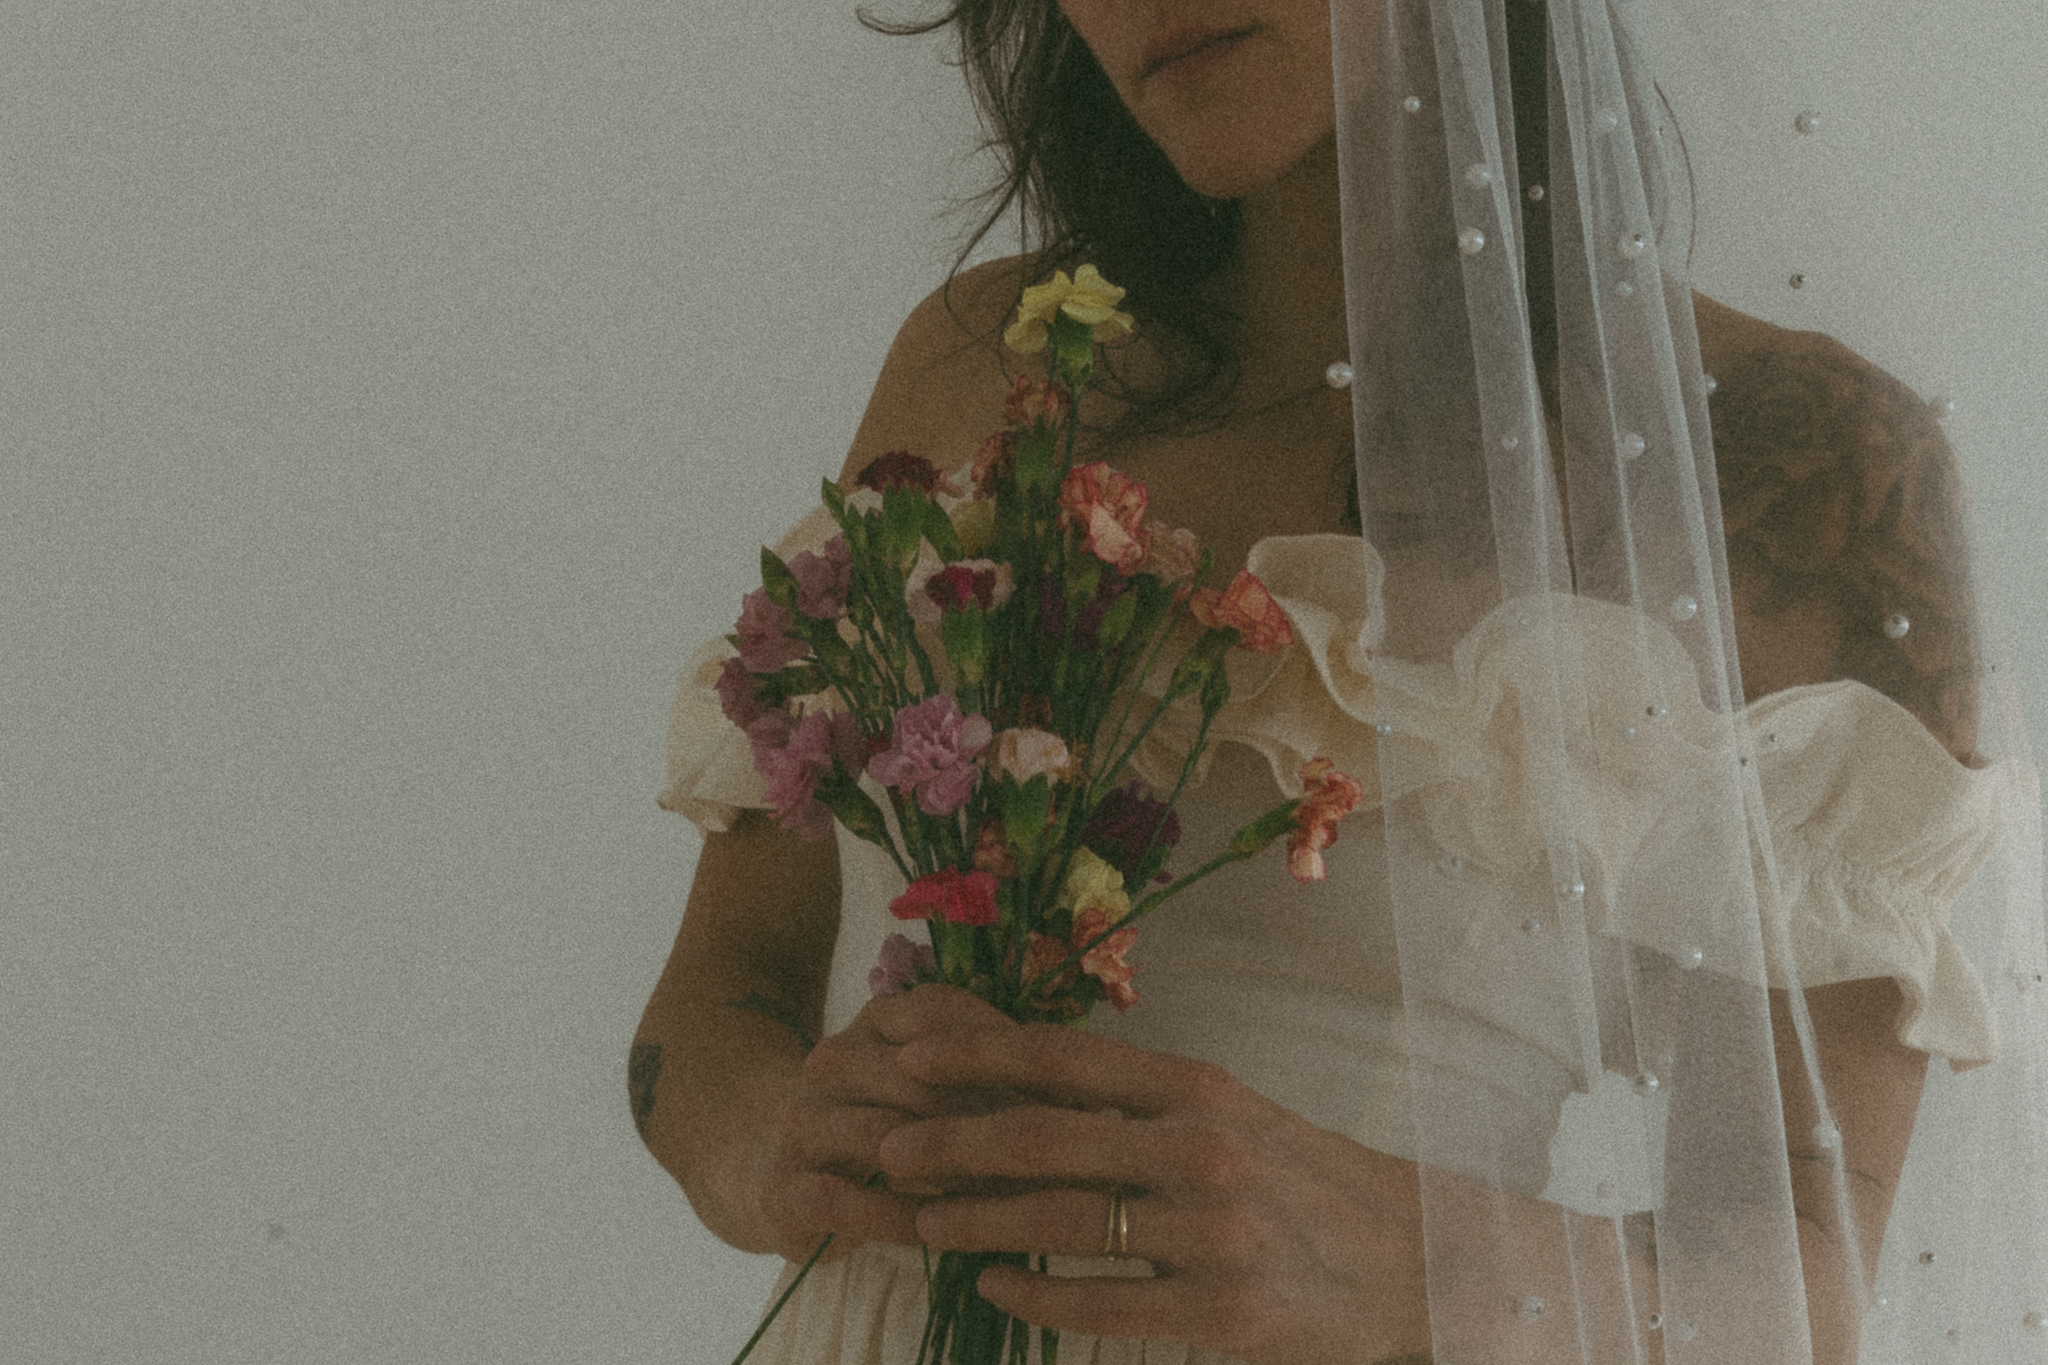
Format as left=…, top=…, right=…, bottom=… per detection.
left=1331, top=0, right=2048, bottom=1359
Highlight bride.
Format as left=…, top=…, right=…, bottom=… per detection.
left=637, top=1, right=2043, bottom=1361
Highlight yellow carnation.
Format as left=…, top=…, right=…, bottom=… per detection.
left=1058, top=846, right=1132, bottom=924
left=1003, top=265, right=1136, bottom=354
left=951, top=497, right=995, bottom=556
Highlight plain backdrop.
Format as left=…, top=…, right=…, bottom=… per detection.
left=3, top=3, right=982, bottom=1360
left=6, top=3, right=2046, bottom=1364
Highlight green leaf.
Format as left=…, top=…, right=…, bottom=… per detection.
left=1163, top=632, right=1230, bottom=702
left=1200, top=658, right=1232, bottom=717
left=760, top=548, right=800, bottom=613
left=820, top=477, right=846, bottom=519
left=880, top=487, right=927, bottom=572
left=810, top=629, right=858, bottom=678
left=1050, top=315, right=1096, bottom=391
left=941, top=605, right=988, bottom=685
left=1005, top=775, right=1053, bottom=858
left=814, top=777, right=895, bottom=852
left=1095, top=589, right=1140, bottom=650
left=922, top=499, right=963, bottom=562
left=1227, top=802, right=1302, bottom=861
left=1015, top=428, right=1057, bottom=496
left=760, top=663, right=828, bottom=701
left=1065, top=557, right=1101, bottom=607
left=1123, top=575, right=1172, bottom=641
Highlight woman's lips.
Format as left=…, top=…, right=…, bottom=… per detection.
left=1142, top=26, right=1257, bottom=81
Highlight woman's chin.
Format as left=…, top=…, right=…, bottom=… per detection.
left=1169, top=153, right=1294, bottom=202
left=1159, top=126, right=1334, bottom=201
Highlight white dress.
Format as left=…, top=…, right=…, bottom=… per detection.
left=660, top=525, right=2009, bottom=1365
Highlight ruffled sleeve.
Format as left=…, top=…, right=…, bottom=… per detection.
left=1151, top=533, right=2011, bottom=1069
left=656, top=505, right=843, bottom=834
left=1743, top=683, right=2009, bottom=1065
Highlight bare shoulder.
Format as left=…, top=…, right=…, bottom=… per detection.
left=837, top=256, right=1036, bottom=488
left=1692, top=292, right=1980, bottom=758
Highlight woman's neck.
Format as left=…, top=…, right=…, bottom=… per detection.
left=1222, top=135, right=1350, bottom=405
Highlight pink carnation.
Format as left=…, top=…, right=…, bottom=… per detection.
left=867, top=694, right=993, bottom=816
left=1059, top=462, right=1150, bottom=573
left=869, top=932, right=937, bottom=996
left=890, top=868, right=1001, bottom=927
left=744, top=711, right=794, bottom=769
left=788, top=536, right=853, bottom=620
left=734, top=588, right=810, bottom=674
left=755, top=710, right=863, bottom=840
left=716, top=655, right=776, bottom=730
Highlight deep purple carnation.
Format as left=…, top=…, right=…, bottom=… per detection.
left=1083, top=781, right=1181, bottom=881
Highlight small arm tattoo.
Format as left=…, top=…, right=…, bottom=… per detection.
left=727, top=991, right=820, bottom=1050
left=628, top=1042, right=664, bottom=1140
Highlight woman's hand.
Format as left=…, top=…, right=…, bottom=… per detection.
left=875, top=1018, right=1433, bottom=1365
left=754, top=985, right=1028, bottom=1264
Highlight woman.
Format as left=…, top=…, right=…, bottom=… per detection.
left=639, top=1, right=2044, bottom=1361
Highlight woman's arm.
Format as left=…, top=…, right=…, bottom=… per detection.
left=633, top=816, right=1023, bottom=1260
left=632, top=809, right=843, bottom=1253
left=632, top=257, right=1030, bottom=1255
left=1773, top=978, right=1930, bottom=1365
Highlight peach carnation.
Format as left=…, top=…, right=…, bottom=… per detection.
left=1075, top=907, right=1139, bottom=1011
left=1059, top=461, right=1150, bottom=573
left=1004, top=376, right=1071, bottom=429
left=1189, top=570, right=1294, bottom=654
left=1287, top=758, right=1365, bottom=882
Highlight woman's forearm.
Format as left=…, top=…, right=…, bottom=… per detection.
left=634, top=811, right=842, bottom=1253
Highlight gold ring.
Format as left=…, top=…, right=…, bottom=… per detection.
left=1103, top=1187, right=1131, bottom=1260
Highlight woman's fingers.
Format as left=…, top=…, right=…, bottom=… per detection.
left=866, top=983, right=1018, bottom=1046
left=776, top=1098, right=906, bottom=1177
left=914, top=1185, right=1230, bottom=1268
left=761, top=1169, right=923, bottom=1253
left=878, top=1104, right=1140, bottom=1188
left=899, top=1024, right=1246, bottom=1121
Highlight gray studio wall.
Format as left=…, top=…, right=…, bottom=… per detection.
left=3, top=4, right=980, bottom=1361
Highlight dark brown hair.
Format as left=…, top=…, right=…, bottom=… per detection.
left=862, top=2, right=1573, bottom=443
left=861, top=0, right=1247, bottom=436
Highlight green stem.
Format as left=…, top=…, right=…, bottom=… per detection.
left=1090, top=600, right=1189, bottom=801
left=727, top=1230, right=839, bottom=1365
left=1089, top=676, right=1206, bottom=813
left=1018, top=840, right=1248, bottom=1001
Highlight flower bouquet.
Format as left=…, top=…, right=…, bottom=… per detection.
left=723, top=266, right=1363, bottom=1364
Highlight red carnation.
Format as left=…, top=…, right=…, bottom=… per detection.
left=889, top=867, right=1002, bottom=927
